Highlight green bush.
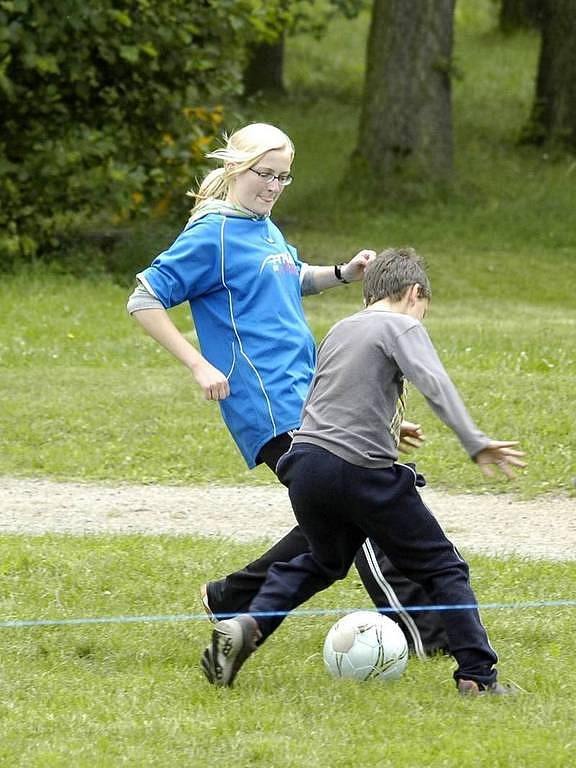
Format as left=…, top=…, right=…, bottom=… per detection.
left=0, top=0, right=278, bottom=263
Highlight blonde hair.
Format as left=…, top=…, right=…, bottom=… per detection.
left=188, top=123, right=294, bottom=211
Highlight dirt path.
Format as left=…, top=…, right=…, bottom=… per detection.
left=1, top=477, right=574, bottom=561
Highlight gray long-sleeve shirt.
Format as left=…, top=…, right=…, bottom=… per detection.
left=293, top=309, right=491, bottom=469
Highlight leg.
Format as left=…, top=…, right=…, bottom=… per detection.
left=204, top=525, right=310, bottom=617
left=205, top=435, right=448, bottom=656
left=250, top=444, right=367, bottom=638
left=203, top=434, right=310, bottom=617
left=354, top=542, right=450, bottom=656
left=345, top=461, right=498, bottom=687
left=202, top=446, right=364, bottom=685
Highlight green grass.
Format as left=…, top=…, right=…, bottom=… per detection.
left=0, top=534, right=574, bottom=767
left=0, top=271, right=573, bottom=496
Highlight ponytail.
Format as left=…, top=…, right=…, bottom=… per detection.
left=187, top=167, right=228, bottom=207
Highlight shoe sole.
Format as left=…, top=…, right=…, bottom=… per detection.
left=458, top=679, right=521, bottom=697
left=201, top=618, right=259, bottom=687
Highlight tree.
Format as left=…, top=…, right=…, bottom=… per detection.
left=242, top=0, right=369, bottom=97
left=244, top=35, right=287, bottom=96
left=524, top=0, right=576, bottom=149
left=499, top=0, right=543, bottom=33
left=354, top=0, right=456, bottom=187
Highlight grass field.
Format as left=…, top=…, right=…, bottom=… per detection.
left=1, top=1, right=575, bottom=765
left=0, top=272, right=573, bottom=496
left=1, top=535, right=575, bottom=767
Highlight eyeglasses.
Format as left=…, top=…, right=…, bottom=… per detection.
left=249, top=167, right=294, bottom=186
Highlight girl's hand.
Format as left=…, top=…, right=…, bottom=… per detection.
left=341, top=249, right=377, bottom=282
left=191, top=359, right=230, bottom=401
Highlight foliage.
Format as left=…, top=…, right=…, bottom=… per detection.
left=289, top=0, right=369, bottom=36
left=250, top=0, right=370, bottom=40
left=2, top=2, right=574, bottom=497
left=0, top=0, right=281, bottom=264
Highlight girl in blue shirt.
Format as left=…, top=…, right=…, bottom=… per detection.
left=128, top=122, right=448, bottom=655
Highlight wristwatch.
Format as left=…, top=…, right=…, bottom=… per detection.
left=334, top=264, right=349, bottom=283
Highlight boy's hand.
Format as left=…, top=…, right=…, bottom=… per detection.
left=474, top=441, right=526, bottom=479
left=399, top=421, right=425, bottom=453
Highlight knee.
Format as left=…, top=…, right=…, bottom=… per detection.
left=321, top=562, right=349, bottom=583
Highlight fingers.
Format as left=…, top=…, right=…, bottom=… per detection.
left=203, top=378, right=230, bottom=401
left=487, top=440, right=520, bottom=450
left=349, top=249, right=377, bottom=275
left=205, top=384, right=229, bottom=401
left=400, top=420, right=421, bottom=433
left=401, top=436, right=424, bottom=450
left=498, top=464, right=517, bottom=480
left=495, top=453, right=527, bottom=479
left=492, top=449, right=526, bottom=467
left=478, top=463, right=495, bottom=478
left=398, top=435, right=425, bottom=455
left=402, top=436, right=423, bottom=448
left=491, top=446, right=524, bottom=457
left=475, top=441, right=527, bottom=481
left=399, top=422, right=425, bottom=440
left=503, top=455, right=527, bottom=468
left=354, top=249, right=376, bottom=262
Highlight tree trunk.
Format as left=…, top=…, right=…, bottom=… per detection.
left=354, top=0, right=455, bottom=186
left=524, top=0, right=576, bottom=149
left=243, top=35, right=286, bottom=97
left=499, top=0, right=544, bottom=33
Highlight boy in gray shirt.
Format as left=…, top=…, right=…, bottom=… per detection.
left=200, top=247, right=525, bottom=695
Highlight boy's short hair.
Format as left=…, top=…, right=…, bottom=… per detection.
left=363, top=247, right=431, bottom=306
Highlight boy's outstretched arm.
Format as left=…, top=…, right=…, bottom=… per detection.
left=473, top=441, right=526, bottom=479
left=393, top=325, right=526, bottom=480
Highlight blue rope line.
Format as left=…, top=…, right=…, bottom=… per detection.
left=1, top=599, right=575, bottom=630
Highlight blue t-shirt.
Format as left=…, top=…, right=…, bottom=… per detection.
left=138, top=212, right=316, bottom=467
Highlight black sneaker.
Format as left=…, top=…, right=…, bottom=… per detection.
left=457, top=679, right=521, bottom=697
left=201, top=615, right=262, bottom=687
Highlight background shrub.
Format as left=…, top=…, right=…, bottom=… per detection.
left=0, top=0, right=277, bottom=264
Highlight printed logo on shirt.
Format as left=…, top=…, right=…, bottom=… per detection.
left=259, top=252, right=298, bottom=276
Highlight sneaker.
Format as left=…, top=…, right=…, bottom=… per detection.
left=201, top=615, right=262, bottom=687
left=200, top=583, right=216, bottom=623
left=457, top=679, right=521, bottom=697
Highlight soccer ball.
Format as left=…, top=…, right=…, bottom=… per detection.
left=323, top=611, right=408, bottom=682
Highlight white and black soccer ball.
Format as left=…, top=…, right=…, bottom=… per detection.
left=323, top=611, right=408, bottom=682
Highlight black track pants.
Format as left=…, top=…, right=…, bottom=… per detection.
left=207, top=434, right=449, bottom=656
left=250, top=444, right=498, bottom=686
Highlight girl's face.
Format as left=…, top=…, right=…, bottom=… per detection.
left=227, top=147, right=293, bottom=216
